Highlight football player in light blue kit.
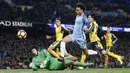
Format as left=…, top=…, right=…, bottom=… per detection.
left=60, top=3, right=92, bottom=58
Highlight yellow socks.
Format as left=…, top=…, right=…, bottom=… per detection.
left=80, top=52, right=87, bottom=63
left=104, top=55, right=108, bottom=67
left=48, top=49, right=60, bottom=58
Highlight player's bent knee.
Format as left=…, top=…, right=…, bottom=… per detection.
left=47, top=46, right=54, bottom=51
left=47, top=48, right=52, bottom=51
left=61, top=38, right=66, bottom=42
left=61, top=36, right=68, bottom=42
left=61, top=35, right=72, bottom=43
left=83, top=48, right=88, bottom=55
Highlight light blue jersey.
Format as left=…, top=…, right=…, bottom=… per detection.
left=71, top=14, right=89, bottom=49
left=72, top=15, right=88, bottom=39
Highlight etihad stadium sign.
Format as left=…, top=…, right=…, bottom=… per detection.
left=0, top=21, right=32, bottom=27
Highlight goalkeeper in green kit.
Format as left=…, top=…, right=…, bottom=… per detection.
left=29, top=48, right=88, bottom=71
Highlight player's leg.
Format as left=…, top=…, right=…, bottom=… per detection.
left=106, top=46, right=123, bottom=64
left=104, top=46, right=111, bottom=67
left=56, top=48, right=61, bottom=56
left=64, top=56, right=76, bottom=65
left=80, top=49, right=99, bottom=64
left=47, top=41, right=60, bottom=58
left=64, top=48, right=73, bottom=57
left=50, top=56, right=87, bottom=70
left=94, top=41, right=106, bottom=63
left=76, top=39, right=88, bottom=58
left=60, top=35, right=72, bottom=57
left=97, top=41, right=106, bottom=54
left=56, top=48, right=73, bottom=57
left=64, top=56, right=88, bottom=67
left=80, top=42, right=93, bottom=63
left=48, top=57, right=68, bottom=70
left=93, top=41, right=106, bottom=67
left=107, top=52, right=123, bottom=64
left=81, top=47, right=88, bottom=69
left=104, top=54, right=108, bottom=67
left=64, top=56, right=77, bottom=61
left=82, top=47, right=88, bottom=56
left=64, top=60, right=88, bottom=67
left=76, top=40, right=88, bottom=69
left=80, top=51, right=86, bottom=63
left=79, top=40, right=88, bottom=56
left=73, top=61, right=88, bottom=67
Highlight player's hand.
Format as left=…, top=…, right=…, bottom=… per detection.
left=46, top=35, right=52, bottom=39
left=84, top=28, right=89, bottom=32
left=29, top=63, right=34, bottom=68
left=67, top=28, right=73, bottom=31
left=40, top=60, right=47, bottom=68
left=40, top=64, right=46, bottom=68
left=101, top=36, right=104, bottom=40
left=113, top=41, right=116, bottom=44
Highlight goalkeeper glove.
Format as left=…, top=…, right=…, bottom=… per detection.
left=40, top=60, right=47, bottom=68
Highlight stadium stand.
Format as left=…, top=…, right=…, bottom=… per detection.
left=0, top=0, right=130, bottom=69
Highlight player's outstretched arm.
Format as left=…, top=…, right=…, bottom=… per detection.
left=82, top=15, right=93, bottom=33
left=30, top=60, right=39, bottom=71
left=101, top=34, right=105, bottom=40
left=61, top=26, right=72, bottom=34
left=112, top=34, right=118, bottom=44
left=40, top=49, right=51, bottom=68
left=84, top=23, right=94, bottom=33
left=42, top=49, right=51, bottom=62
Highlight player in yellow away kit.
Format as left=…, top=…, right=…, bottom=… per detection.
left=101, top=27, right=123, bottom=67
left=47, top=18, right=71, bottom=59
left=80, top=14, right=106, bottom=69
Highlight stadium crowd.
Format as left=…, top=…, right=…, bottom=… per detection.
left=0, top=0, right=130, bottom=26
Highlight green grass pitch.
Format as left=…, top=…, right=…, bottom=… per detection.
left=0, top=68, right=130, bottom=73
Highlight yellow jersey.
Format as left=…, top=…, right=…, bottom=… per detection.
left=89, top=21, right=100, bottom=42
left=55, top=25, right=64, bottom=41
left=104, top=33, right=113, bottom=47
left=55, top=25, right=70, bottom=41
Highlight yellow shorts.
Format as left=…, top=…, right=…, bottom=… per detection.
left=106, top=46, right=112, bottom=52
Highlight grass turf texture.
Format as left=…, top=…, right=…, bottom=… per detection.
left=0, top=68, right=130, bottom=73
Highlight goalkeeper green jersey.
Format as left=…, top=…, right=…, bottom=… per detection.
left=32, top=49, right=51, bottom=66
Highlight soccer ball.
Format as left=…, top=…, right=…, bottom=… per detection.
left=17, top=30, right=27, bottom=39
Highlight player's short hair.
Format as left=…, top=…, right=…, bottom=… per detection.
left=89, top=13, right=97, bottom=21
left=31, top=46, right=37, bottom=51
left=31, top=48, right=36, bottom=52
left=107, top=26, right=110, bottom=28
left=55, top=18, right=61, bottom=21
left=76, top=3, right=86, bottom=11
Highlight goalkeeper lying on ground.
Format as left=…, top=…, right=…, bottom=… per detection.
left=29, top=48, right=88, bottom=71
